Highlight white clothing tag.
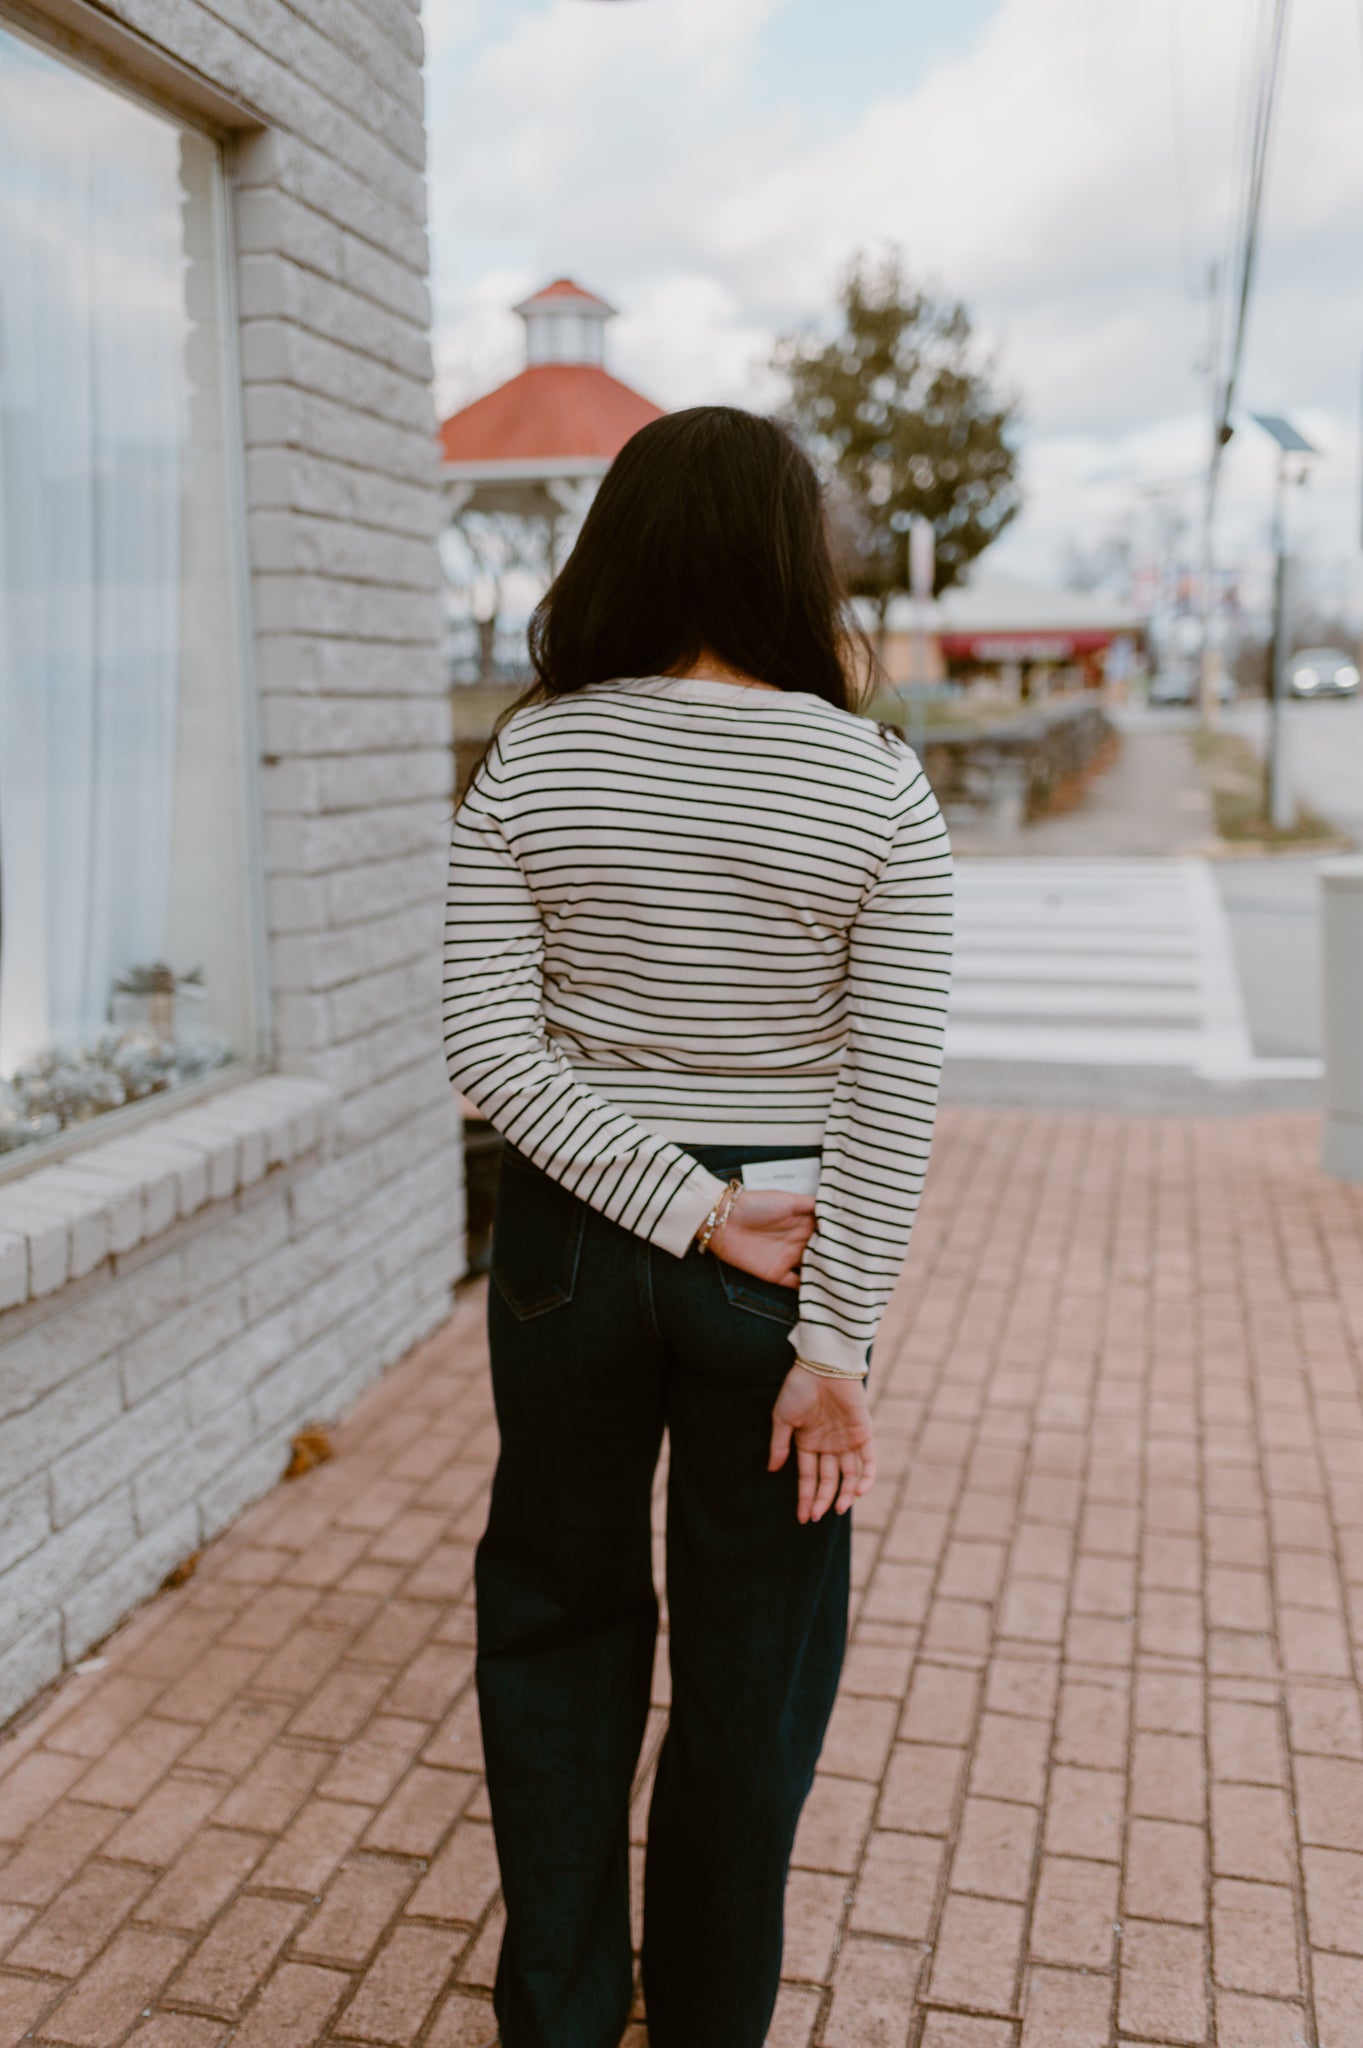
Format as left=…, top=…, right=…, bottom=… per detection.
left=741, top=1157, right=821, bottom=1195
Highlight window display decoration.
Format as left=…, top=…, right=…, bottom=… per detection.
left=110, top=963, right=210, bottom=1044
left=0, top=1033, right=233, bottom=1152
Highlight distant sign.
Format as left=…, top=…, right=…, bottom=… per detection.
left=939, top=629, right=1118, bottom=664
left=971, top=635, right=1073, bottom=662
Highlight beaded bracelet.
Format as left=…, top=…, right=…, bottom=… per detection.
left=695, top=1177, right=743, bottom=1256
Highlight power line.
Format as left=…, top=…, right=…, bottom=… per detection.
left=1212, top=0, right=1287, bottom=451
left=1218, top=0, right=1290, bottom=436
left=1196, top=0, right=1293, bottom=719
left=1217, top=0, right=1259, bottom=350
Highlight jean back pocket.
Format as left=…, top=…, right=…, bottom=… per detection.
left=716, top=1260, right=800, bottom=1328
left=490, top=1149, right=587, bottom=1320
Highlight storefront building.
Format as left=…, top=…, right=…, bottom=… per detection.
left=0, top=0, right=463, bottom=1721
left=880, top=575, right=1147, bottom=698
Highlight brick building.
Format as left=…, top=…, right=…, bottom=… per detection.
left=0, top=0, right=463, bottom=1722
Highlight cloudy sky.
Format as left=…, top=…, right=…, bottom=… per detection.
left=425, top=0, right=1363, bottom=611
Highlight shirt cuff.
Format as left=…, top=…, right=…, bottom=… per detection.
left=790, top=1319, right=873, bottom=1377
left=648, top=1163, right=729, bottom=1259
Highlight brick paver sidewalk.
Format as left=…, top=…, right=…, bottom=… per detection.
left=3, top=1107, right=1362, bottom=2047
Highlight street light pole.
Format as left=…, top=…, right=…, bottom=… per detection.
left=1266, top=448, right=1291, bottom=830
left=1196, top=263, right=1227, bottom=729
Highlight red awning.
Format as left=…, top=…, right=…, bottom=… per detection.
left=940, top=629, right=1122, bottom=663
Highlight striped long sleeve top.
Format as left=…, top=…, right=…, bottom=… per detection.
left=442, top=673, right=953, bottom=1375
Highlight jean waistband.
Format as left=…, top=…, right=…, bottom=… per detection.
left=501, top=1140, right=822, bottom=1183
left=687, top=1141, right=822, bottom=1176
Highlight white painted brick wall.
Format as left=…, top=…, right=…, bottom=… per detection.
left=0, top=0, right=465, bottom=1727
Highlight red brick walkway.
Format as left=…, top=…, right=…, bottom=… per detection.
left=3, top=1107, right=1362, bottom=2047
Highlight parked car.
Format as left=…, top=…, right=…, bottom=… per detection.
left=1286, top=647, right=1360, bottom=698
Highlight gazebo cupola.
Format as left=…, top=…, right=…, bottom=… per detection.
left=514, top=277, right=615, bottom=367
left=437, top=276, right=665, bottom=549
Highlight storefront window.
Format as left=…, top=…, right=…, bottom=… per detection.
left=0, top=25, right=259, bottom=1154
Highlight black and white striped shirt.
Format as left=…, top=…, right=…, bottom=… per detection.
left=442, top=673, right=953, bottom=1374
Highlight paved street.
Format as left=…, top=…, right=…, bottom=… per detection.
left=3, top=1106, right=1362, bottom=2048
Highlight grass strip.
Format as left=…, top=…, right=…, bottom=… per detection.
left=1192, top=727, right=1341, bottom=846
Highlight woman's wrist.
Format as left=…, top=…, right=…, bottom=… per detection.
left=695, top=1177, right=742, bottom=1255
left=795, top=1355, right=868, bottom=1383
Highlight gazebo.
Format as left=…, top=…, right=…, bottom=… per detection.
left=437, top=278, right=664, bottom=572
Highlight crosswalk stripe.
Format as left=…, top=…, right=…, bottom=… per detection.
left=944, top=856, right=1315, bottom=1079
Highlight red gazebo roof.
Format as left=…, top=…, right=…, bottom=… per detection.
left=438, top=363, right=664, bottom=469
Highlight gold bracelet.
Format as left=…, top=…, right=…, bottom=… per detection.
left=695, top=1178, right=742, bottom=1255
left=795, top=1355, right=869, bottom=1382
left=711, top=1177, right=742, bottom=1246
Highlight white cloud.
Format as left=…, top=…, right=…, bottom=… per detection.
left=422, top=0, right=484, bottom=62
left=431, top=264, right=535, bottom=412
left=611, top=273, right=777, bottom=412
left=427, top=0, right=1363, bottom=605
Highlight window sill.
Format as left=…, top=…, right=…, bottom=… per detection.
left=0, top=1074, right=338, bottom=1311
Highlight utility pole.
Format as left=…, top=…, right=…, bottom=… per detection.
left=1252, top=414, right=1316, bottom=832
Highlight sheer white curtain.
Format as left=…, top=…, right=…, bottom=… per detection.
left=0, top=28, right=183, bottom=1075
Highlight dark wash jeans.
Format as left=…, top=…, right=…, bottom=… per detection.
left=475, top=1141, right=850, bottom=2048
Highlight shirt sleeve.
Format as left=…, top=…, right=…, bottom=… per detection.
left=792, top=747, right=954, bottom=1375
left=442, top=739, right=727, bottom=1257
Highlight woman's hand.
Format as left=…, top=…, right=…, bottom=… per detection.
left=768, top=1366, right=876, bottom=1523
left=711, top=1188, right=815, bottom=1288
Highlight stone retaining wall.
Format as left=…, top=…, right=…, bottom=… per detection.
left=920, top=699, right=1117, bottom=830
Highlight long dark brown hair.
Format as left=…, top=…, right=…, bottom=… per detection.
left=525, top=406, right=869, bottom=710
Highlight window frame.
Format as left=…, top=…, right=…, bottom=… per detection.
left=0, top=0, right=261, bottom=138
left=0, top=3, right=272, bottom=1188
